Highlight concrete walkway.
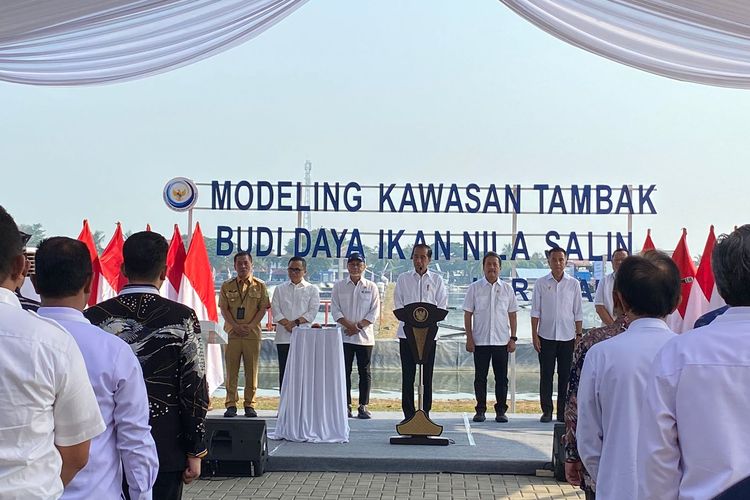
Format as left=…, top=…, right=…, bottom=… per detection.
left=185, top=472, right=584, bottom=499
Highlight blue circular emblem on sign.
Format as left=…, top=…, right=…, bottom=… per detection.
left=163, top=177, right=198, bottom=212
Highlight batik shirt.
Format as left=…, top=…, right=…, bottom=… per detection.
left=85, top=285, right=209, bottom=472
left=563, top=316, right=627, bottom=492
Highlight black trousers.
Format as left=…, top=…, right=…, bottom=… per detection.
left=400, top=339, right=436, bottom=418
left=152, top=470, right=184, bottom=500
left=538, top=337, right=575, bottom=417
left=277, top=343, right=290, bottom=389
left=473, top=345, right=509, bottom=414
left=343, top=343, right=373, bottom=406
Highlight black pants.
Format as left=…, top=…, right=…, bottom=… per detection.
left=277, top=343, right=290, bottom=389
left=400, top=339, right=436, bottom=418
left=473, top=345, right=509, bottom=414
left=538, top=337, right=575, bottom=417
left=343, top=343, right=373, bottom=406
left=152, top=471, right=184, bottom=500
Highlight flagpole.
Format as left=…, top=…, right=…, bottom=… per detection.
left=187, top=208, right=194, bottom=245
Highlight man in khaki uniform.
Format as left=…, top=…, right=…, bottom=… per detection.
left=219, top=252, right=270, bottom=418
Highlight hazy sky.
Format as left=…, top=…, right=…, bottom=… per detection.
left=2, top=0, right=748, bottom=258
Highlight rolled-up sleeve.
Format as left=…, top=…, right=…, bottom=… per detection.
left=114, top=344, right=159, bottom=499
left=363, top=283, right=380, bottom=324
left=331, top=283, right=344, bottom=322
left=435, top=277, right=448, bottom=309
left=462, top=284, right=475, bottom=313
left=303, top=286, right=320, bottom=323
left=573, top=280, right=584, bottom=322
left=531, top=280, right=542, bottom=318
left=271, top=286, right=286, bottom=322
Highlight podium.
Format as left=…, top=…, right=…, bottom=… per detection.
left=390, top=302, right=449, bottom=446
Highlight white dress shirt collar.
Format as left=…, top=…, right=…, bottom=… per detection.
left=119, top=284, right=160, bottom=295
left=0, top=286, right=22, bottom=308
left=36, top=306, right=90, bottom=324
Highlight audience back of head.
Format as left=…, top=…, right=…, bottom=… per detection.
left=615, top=250, right=681, bottom=317
left=713, top=224, right=750, bottom=307
left=123, top=231, right=168, bottom=281
left=34, top=237, right=92, bottom=298
left=0, top=206, right=23, bottom=282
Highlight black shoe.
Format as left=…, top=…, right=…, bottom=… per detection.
left=495, top=413, right=509, bottom=423
left=357, top=405, right=371, bottom=419
left=224, top=406, right=237, bottom=418
left=347, top=406, right=354, bottom=418
left=245, top=407, right=257, bottom=418
left=540, top=412, right=552, bottom=423
left=472, top=411, right=486, bottom=422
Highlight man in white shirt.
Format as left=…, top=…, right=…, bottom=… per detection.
left=271, top=256, right=320, bottom=389
left=594, top=248, right=628, bottom=326
left=463, top=251, right=519, bottom=423
left=531, top=247, right=583, bottom=423
left=331, top=252, right=381, bottom=419
left=34, top=237, right=159, bottom=500
left=638, top=225, right=750, bottom=500
left=576, top=251, right=678, bottom=499
left=394, top=244, right=448, bottom=421
left=0, top=206, right=105, bottom=500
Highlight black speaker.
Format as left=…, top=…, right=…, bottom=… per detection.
left=201, top=416, right=268, bottom=477
left=551, top=422, right=566, bottom=481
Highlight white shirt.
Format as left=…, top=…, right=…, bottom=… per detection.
left=577, top=318, right=675, bottom=499
left=637, top=307, right=750, bottom=500
left=37, top=307, right=158, bottom=500
left=530, top=272, right=583, bottom=341
left=0, top=288, right=105, bottom=500
left=462, top=278, right=519, bottom=345
left=393, top=270, right=448, bottom=340
left=594, top=272, right=616, bottom=323
left=331, top=277, right=381, bottom=346
left=271, top=279, right=320, bottom=344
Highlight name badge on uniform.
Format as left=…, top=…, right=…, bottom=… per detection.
left=236, top=307, right=246, bottom=320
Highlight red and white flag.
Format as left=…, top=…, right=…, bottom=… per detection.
left=160, top=224, right=186, bottom=301
left=77, top=219, right=102, bottom=307
left=694, top=225, right=726, bottom=317
left=97, top=223, right=127, bottom=303
left=178, top=223, right=223, bottom=396
left=641, top=228, right=656, bottom=253
left=666, top=228, right=703, bottom=333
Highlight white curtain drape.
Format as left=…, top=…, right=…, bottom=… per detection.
left=499, top=0, right=750, bottom=88
left=0, top=0, right=309, bottom=86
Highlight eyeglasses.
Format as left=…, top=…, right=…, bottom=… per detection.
left=19, top=231, right=31, bottom=247
left=287, top=267, right=304, bottom=272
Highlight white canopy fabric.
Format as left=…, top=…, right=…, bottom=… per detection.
left=0, top=0, right=309, bottom=85
left=499, top=0, right=750, bottom=88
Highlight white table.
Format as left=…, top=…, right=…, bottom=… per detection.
left=269, top=326, right=350, bottom=443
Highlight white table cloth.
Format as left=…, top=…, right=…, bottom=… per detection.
left=269, top=326, right=349, bottom=443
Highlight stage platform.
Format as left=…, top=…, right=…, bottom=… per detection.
left=208, top=410, right=555, bottom=475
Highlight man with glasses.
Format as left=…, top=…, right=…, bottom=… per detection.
left=271, top=256, right=320, bottom=389
left=331, top=252, right=380, bottom=419
left=0, top=206, right=105, bottom=499
left=219, top=252, right=270, bottom=418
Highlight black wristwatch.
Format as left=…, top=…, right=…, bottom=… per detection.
left=510, top=336, right=518, bottom=341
